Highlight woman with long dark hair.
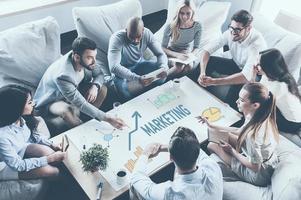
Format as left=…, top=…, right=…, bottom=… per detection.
left=199, top=83, right=279, bottom=186
left=255, top=48, right=301, bottom=133
left=0, top=85, right=65, bottom=180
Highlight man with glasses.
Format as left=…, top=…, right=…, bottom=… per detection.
left=108, top=17, right=168, bottom=100
left=130, top=126, right=223, bottom=200
left=195, top=10, right=266, bottom=109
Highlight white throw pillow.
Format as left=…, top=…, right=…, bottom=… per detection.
left=72, top=0, right=142, bottom=75
left=196, top=1, right=231, bottom=48
left=0, top=17, right=61, bottom=90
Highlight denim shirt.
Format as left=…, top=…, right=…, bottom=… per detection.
left=0, top=118, right=50, bottom=172
left=130, top=149, right=223, bottom=200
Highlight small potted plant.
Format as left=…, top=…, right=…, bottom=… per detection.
left=80, top=143, right=109, bottom=172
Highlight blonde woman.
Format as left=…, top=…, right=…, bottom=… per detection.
left=162, top=0, right=202, bottom=77
left=199, top=83, right=279, bottom=186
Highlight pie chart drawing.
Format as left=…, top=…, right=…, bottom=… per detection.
left=201, top=107, right=223, bottom=122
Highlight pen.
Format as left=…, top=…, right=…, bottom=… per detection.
left=96, top=181, right=103, bottom=200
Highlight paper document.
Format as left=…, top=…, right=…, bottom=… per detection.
left=169, top=53, right=198, bottom=65
left=143, top=68, right=166, bottom=82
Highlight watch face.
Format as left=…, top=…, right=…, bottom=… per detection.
left=104, top=75, right=114, bottom=83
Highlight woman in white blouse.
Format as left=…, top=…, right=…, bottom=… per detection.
left=255, top=48, right=301, bottom=133
left=199, top=82, right=279, bottom=186
left=0, top=85, right=65, bottom=180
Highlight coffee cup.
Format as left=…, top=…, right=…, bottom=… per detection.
left=172, top=78, right=181, bottom=88
left=116, top=169, right=127, bottom=185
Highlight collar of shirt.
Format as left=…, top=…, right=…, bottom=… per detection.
left=239, top=28, right=254, bottom=47
left=174, top=166, right=200, bottom=183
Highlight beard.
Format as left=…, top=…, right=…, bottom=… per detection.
left=80, top=57, right=95, bottom=70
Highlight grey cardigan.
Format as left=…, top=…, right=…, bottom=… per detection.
left=34, top=52, right=106, bottom=120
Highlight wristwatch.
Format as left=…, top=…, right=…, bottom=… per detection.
left=92, top=83, right=100, bottom=91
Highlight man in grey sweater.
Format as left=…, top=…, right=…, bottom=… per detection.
left=34, top=37, right=125, bottom=129
left=108, top=17, right=168, bottom=99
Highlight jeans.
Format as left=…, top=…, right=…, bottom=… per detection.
left=114, top=61, right=165, bottom=100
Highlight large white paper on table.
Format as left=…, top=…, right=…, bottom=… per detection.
left=66, top=76, right=241, bottom=191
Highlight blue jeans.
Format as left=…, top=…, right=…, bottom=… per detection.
left=114, top=61, right=165, bottom=100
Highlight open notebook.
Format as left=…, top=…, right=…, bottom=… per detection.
left=207, top=128, right=229, bottom=144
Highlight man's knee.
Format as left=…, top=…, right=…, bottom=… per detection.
left=49, top=101, right=78, bottom=118
left=97, top=85, right=107, bottom=99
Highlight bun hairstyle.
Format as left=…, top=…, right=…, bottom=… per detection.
left=236, top=83, right=279, bottom=150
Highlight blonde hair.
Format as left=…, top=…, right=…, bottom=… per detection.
left=170, top=0, right=196, bottom=42
left=236, top=83, right=279, bottom=151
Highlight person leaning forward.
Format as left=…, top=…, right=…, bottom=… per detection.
left=34, top=37, right=125, bottom=129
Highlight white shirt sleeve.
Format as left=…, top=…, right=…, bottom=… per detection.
left=204, top=31, right=228, bottom=55
left=130, top=155, right=170, bottom=200
left=241, top=47, right=259, bottom=81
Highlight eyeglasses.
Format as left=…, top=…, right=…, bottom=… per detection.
left=228, top=25, right=246, bottom=34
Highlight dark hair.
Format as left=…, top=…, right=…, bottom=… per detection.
left=231, top=10, right=253, bottom=27
left=0, top=85, right=38, bottom=130
left=237, top=83, right=279, bottom=150
left=169, top=126, right=200, bottom=170
left=260, top=48, right=301, bottom=101
left=72, top=37, right=97, bottom=57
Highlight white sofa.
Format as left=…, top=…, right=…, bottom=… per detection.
left=0, top=16, right=69, bottom=135
left=0, top=17, right=63, bottom=200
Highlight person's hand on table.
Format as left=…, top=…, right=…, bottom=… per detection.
left=143, top=143, right=163, bottom=158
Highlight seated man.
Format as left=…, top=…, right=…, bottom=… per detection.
left=196, top=10, right=267, bottom=109
left=34, top=37, right=125, bottom=129
left=108, top=17, right=168, bottom=100
left=130, top=126, right=223, bottom=200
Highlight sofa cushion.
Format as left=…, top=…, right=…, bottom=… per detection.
left=155, top=1, right=231, bottom=50
left=272, top=135, right=301, bottom=200
left=0, top=179, right=47, bottom=200
left=0, top=17, right=61, bottom=91
left=253, top=13, right=301, bottom=83
left=72, top=0, right=142, bottom=75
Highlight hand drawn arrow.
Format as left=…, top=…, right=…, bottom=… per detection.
left=128, top=111, right=142, bottom=151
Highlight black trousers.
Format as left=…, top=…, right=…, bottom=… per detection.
left=189, top=56, right=243, bottom=110
left=276, top=108, right=301, bottom=133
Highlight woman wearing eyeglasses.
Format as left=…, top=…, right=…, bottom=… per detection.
left=254, top=48, right=301, bottom=133
left=199, top=82, right=279, bottom=187
left=0, top=85, right=65, bottom=180
left=162, top=0, right=202, bottom=78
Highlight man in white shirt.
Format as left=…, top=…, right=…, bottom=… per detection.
left=196, top=10, right=266, bottom=109
left=130, top=126, right=223, bottom=200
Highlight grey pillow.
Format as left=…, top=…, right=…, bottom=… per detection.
left=0, top=17, right=61, bottom=91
